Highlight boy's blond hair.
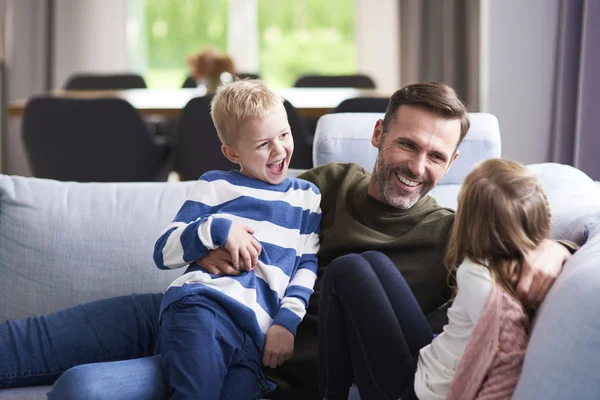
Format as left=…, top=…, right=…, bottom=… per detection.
left=210, top=80, right=284, bottom=145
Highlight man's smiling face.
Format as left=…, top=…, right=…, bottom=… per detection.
left=368, top=104, right=461, bottom=209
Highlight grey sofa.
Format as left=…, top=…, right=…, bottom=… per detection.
left=1, top=112, right=599, bottom=399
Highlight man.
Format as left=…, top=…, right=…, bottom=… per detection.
left=1, top=82, right=569, bottom=400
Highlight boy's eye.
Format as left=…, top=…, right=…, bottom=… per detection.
left=280, top=132, right=289, bottom=138
left=256, top=142, right=268, bottom=149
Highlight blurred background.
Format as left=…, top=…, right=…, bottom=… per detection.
left=0, top=0, right=598, bottom=181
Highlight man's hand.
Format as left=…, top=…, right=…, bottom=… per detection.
left=197, top=248, right=239, bottom=276
left=262, top=325, right=294, bottom=368
left=518, top=239, right=572, bottom=307
left=225, top=222, right=261, bottom=272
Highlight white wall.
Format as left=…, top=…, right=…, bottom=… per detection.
left=53, top=0, right=128, bottom=89
left=356, top=0, right=400, bottom=94
left=484, top=0, right=560, bottom=164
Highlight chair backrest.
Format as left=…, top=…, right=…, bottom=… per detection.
left=333, top=97, right=390, bottom=113
left=181, top=75, right=197, bottom=89
left=63, top=73, right=147, bottom=90
left=174, top=96, right=238, bottom=181
left=22, top=97, right=168, bottom=182
left=284, top=100, right=313, bottom=169
left=237, top=72, right=261, bottom=80
left=313, top=112, right=501, bottom=185
left=293, top=74, right=376, bottom=89
left=174, top=97, right=314, bottom=181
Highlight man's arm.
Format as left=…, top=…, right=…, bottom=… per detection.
left=196, top=248, right=239, bottom=276
left=518, top=238, right=576, bottom=307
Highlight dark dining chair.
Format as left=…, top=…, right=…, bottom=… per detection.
left=173, top=95, right=237, bottom=181
left=22, top=97, right=170, bottom=182
left=333, top=97, right=390, bottom=114
left=63, top=73, right=147, bottom=90
left=174, top=96, right=313, bottom=181
left=283, top=100, right=313, bottom=169
left=293, top=74, right=376, bottom=89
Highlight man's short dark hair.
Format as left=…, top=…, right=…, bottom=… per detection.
left=382, top=82, right=470, bottom=149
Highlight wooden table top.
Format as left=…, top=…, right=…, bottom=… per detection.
left=7, top=87, right=388, bottom=120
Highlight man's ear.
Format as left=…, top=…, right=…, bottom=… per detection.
left=371, top=119, right=384, bottom=148
left=445, top=149, right=460, bottom=173
left=221, top=144, right=241, bottom=164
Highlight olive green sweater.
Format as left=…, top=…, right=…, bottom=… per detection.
left=265, top=163, right=456, bottom=389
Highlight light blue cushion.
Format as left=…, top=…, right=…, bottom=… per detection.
left=312, top=112, right=501, bottom=185
left=0, top=175, right=194, bottom=321
left=512, top=163, right=600, bottom=399
left=0, top=386, right=50, bottom=400
left=514, top=224, right=600, bottom=400
left=527, top=163, right=600, bottom=245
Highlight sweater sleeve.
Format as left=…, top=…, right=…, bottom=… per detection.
left=456, top=261, right=493, bottom=325
left=153, top=176, right=232, bottom=270
left=272, top=187, right=322, bottom=336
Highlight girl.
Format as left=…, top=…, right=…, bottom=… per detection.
left=319, top=158, right=556, bottom=400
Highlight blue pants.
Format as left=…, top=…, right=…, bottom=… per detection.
left=318, top=251, right=433, bottom=400
left=0, top=293, right=163, bottom=397
left=158, top=294, right=272, bottom=400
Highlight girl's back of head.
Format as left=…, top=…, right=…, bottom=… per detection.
left=445, top=158, right=551, bottom=301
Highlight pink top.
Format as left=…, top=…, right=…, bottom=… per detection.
left=447, top=283, right=530, bottom=400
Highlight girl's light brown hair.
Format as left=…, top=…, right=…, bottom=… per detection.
left=445, top=158, right=551, bottom=301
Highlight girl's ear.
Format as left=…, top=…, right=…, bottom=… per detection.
left=221, top=144, right=241, bottom=164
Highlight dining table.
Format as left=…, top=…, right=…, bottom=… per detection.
left=7, top=87, right=388, bottom=120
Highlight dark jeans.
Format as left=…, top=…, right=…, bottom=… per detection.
left=0, top=254, right=448, bottom=399
left=158, top=295, right=272, bottom=399
left=0, top=293, right=162, bottom=389
left=318, top=251, right=434, bottom=400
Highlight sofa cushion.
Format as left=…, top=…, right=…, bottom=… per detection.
left=312, top=112, right=501, bottom=185
left=426, top=163, right=600, bottom=243
left=513, top=227, right=600, bottom=399
left=0, top=385, right=50, bottom=400
left=527, top=163, right=600, bottom=245
left=0, top=175, right=195, bottom=321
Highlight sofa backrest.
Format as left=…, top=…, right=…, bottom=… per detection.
left=312, top=112, right=501, bottom=185
left=0, top=176, right=195, bottom=321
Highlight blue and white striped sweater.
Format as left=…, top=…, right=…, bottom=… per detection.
left=154, top=170, right=321, bottom=348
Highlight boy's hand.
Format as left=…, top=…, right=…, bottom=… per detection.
left=225, top=222, right=261, bottom=272
left=263, top=325, right=294, bottom=368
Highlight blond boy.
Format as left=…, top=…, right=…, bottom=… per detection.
left=153, top=80, right=322, bottom=399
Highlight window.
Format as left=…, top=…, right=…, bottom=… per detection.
left=127, top=0, right=356, bottom=88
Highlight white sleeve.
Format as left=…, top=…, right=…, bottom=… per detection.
left=456, top=260, right=493, bottom=325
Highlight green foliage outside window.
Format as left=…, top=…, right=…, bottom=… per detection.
left=127, top=0, right=356, bottom=88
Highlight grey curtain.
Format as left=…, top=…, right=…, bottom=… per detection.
left=550, top=0, right=600, bottom=180
left=399, top=0, right=480, bottom=110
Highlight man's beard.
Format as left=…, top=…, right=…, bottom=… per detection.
left=374, top=153, right=433, bottom=210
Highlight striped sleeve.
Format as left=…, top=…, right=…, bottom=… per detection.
left=153, top=176, right=232, bottom=270
left=272, top=187, right=321, bottom=335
